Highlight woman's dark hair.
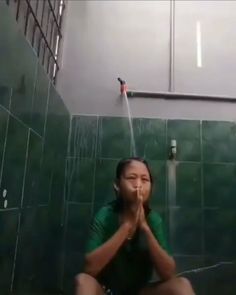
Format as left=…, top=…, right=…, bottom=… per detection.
left=113, top=157, right=153, bottom=214
left=115, top=157, right=153, bottom=184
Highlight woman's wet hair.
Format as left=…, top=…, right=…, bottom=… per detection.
left=113, top=157, right=153, bottom=214
left=115, top=157, right=153, bottom=184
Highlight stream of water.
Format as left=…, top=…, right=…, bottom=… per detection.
left=123, top=91, right=136, bottom=157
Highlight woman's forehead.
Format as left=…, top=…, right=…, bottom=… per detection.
left=123, top=161, right=149, bottom=174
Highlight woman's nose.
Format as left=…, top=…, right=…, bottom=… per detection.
left=135, top=179, right=142, bottom=189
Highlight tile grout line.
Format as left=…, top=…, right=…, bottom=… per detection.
left=164, top=119, right=168, bottom=221
left=66, top=156, right=236, bottom=166
left=0, top=207, right=18, bottom=212
left=61, top=112, right=73, bottom=225
left=0, top=102, right=10, bottom=189
left=61, top=201, right=70, bottom=290
left=67, top=201, right=93, bottom=205
left=67, top=114, right=73, bottom=158
left=0, top=104, right=42, bottom=139
left=91, top=115, right=99, bottom=217
left=47, top=171, right=54, bottom=205
left=29, top=59, right=39, bottom=135
left=42, top=80, right=51, bottom=144
left=20, top=129, right=30, bottom=208
left=200, top=120, right=205, bottom=260
left=10, top=211, right=21, bottom=292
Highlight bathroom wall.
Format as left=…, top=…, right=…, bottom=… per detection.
left=0, top=2, right=70, bottom=293
left=65, top=114, right=236, bottom=294
left=57, top=0, right=236, bottom=121
left=59, top=2, right=236, bottom=291
left=1, top=1, right=236, bottom=294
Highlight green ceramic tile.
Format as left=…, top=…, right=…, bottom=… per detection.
left=23, top=131, right=43, bottom=207
left=0, top=107, right=8, bottom=172
left=97, top=117, right=131, bottom=159
left=70, top=116, right=98, bottom=158
left=204, top=208, right=236, bottom=230
left=0, top=210, right=19, bottom=292
left=202, top=258, right=236, bottom=295
left=13, top=207, right=49, bottom=292
left=203, top=164, right=236, bottom=208
left=2, top=115, right=28, bottom=160
left=31, top=63, right=49, bottom=136
left=174, top=255, right=206, bottom=294
left=63, top=251, right=85, bottom=294
left=167, top=120, right=201, bottom=161
left=176, top=163, right=202, bottom=207
left=40, top=84, right=70, bottom=207
left=206, top=283, right=236, bottom=295
left=0, top=4, right=15, bottom=87
left=9, top=36, right=37, bottom=125
left=149, top=160, right=166, bottom=207
left=0, top=86, right=11, bottom=109
left=94, top=158, right=119, bottom=204
left=49, top=155, right=66, bottom=226
left=204, top=209, right=236, bottom=257
left=202, top=121, right=236, bottom=163
left=37, top=148, right=53, bottom=205
left=169, top=208, right=203, bottom=255
left=204, top=256, right=236, bottom=282
left=65, top=203, right=92, bottom=254
left=66, top=158, right=95, bottom=203
left=174, top=255, right=205, bottom=273
left=44, top=84, right=70, bottom=158
left=0, top=116, right=28, bottom=209
left=184, top=272, right=206, bottom=295
left=132, top=118, right=167, bottom=160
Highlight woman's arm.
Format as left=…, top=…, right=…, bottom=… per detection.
left=139, top=206, right=176, bottom=280
left=84, top=222, right=132, bottom=277
left=141, top=224, right=176, bottom=280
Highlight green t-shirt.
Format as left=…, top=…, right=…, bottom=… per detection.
left=86, top=201, right=171, bottom=292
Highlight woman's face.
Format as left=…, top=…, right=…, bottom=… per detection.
left=116, top=160, right=152, bottom=204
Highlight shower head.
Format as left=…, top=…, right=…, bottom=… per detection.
left=117, top=77, right=126, bottom=85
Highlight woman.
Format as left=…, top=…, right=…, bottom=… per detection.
left=75, top=157, right=195, bottom=295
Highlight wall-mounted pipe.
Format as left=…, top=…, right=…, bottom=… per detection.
left=127, top=90, right=236, bottom=103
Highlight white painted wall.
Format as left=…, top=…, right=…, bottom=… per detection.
left=57, top=0, right=236, bottom=121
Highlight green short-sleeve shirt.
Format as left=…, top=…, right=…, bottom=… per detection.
left=86, top=201, right=171, bottom=292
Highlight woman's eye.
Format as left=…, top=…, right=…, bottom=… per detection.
left=127, top=176, right=136, bottom=180
left=142, top=178, right=150, bottom=182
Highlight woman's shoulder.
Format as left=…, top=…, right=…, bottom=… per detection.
left=94, top=201, right=117, bottom=222
left=148, top=209, right=163, bottom=226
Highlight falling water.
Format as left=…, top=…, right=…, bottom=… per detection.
left=123, top=91, right=136, bottom=156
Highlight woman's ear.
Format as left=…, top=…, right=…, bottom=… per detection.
left=113, top=182, right=119, bottom=193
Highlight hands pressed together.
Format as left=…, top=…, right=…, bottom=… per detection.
left=122, top=189, right=149, bottom=239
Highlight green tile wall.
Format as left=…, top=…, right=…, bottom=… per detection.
left=0, top=210, right=19, bottom=291
left=132, top=118, right=167, bottom=160
left=66, top=115, right=236, bottom=295
left=0, top=2, right=70, bottom=294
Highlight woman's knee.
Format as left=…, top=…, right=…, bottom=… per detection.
left=74, top=273, right=96, bottom=287
left=171, top=277, right=195, bottom=294
left=155, top=276, right=195, bottom=295
left=176, top=277, right=192, bottom=288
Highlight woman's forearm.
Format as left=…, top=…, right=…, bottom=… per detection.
left=142, top=225, right=176, bottom=280
left=84, top=223, right=131, bottom=277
